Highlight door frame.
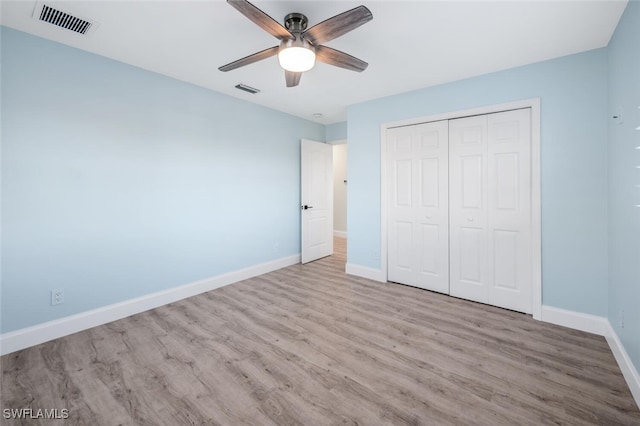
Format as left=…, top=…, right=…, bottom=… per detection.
left=380, top=98, right=542, bottom=320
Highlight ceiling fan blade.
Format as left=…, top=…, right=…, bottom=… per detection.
left=303, top=5, right=372, bottom=45
left=315, top=45, right=368, bottom=72
left=227, top=0, right=293, bottom=40
left=285, top=70, right=302, bottom=87
left=219, top=45, right=279, bottom=72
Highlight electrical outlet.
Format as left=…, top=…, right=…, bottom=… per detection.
left=51, top=289, right=64, bottom=306
left=372, top=250, right=380, bottom=262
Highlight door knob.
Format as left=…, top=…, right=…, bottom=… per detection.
left=301, top=205, right=314, bottom=210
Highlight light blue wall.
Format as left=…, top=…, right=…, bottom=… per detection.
left=326, top=121, right=347, bottom=142
left=607, top=0, right=640, bottom=372
left=347, top=48, right=609, bottom=316
left=0, top=27, right=324, bottom=333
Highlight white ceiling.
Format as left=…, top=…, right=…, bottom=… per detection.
left=1, top=0, right=628, bottom=124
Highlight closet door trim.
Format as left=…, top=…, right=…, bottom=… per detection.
left=380, top=98, right=541, bottom=320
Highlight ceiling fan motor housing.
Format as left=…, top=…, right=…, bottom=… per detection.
left=284, top=13, right=308, bottom=33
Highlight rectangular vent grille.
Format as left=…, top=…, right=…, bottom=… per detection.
left=235, top=84, right=260, bottom=94
left=39, top=5, right=93, bottom=34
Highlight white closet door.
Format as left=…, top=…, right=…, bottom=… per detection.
left=487, top=109, right=532, bottom=313
left=449, top=115, right=490, bottom=303
left=450, top=109, right=532, bottom=313
left=387, top=121, right=449, bottom=293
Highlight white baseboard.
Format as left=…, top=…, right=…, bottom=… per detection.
left=540, top=305, right=609, bottom=335
left=539, top=305, right=639, bottom=409
left=333, top=230, right=347, bottom=239
left=0, top=254, right=300, bottom=356
left=605, top=323, right=640, bottom=408
left=345, top=263, right=386, bottom=282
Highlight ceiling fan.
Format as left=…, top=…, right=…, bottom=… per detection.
left=219, top=0, right=373, bottom=87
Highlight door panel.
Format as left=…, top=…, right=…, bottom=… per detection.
left=396, top=222, right=414, bottom=270
left=388, top=129, right=416, bottom=285
left=495, top=153, right=520, bottom=210
left=493, top=229, right=518, bottom=290
left=395, top=160, right=413, bottom=207
left=450, top=115, right=489, bottom=304
left=450, top=109, right=532, bottom=312
left=388, top=121, right=449, bottom=293
left=419, top=224, right=439, bottom=274
left=461, top=156, right=483, bottom=209
left=301, top=139, right=333, bottom=264
left=420, top=158, right=440, bottom=208
left=460, top=227, right=483, bottom=283
left=487, top=109, right=532, bottom=313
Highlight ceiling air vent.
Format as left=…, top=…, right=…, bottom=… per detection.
left=235, top=84, right=260, bottom=94
left=32, top=2, right=97, bottom=36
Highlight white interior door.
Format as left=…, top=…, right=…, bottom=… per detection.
left=301, top=139, right=333, bottom=264
left=449, top=115, right=490, bottom=303
left=450, top=109, right=532, bottom=313
left=387, top=121, right=449, bottom=293
left=487, top=109, right=532, bottom=313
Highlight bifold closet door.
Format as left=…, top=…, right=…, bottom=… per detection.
left=449, top=109, right=532, bottom=314
left=387, top=120, right=449, bottom=293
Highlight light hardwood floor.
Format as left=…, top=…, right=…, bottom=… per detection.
left=2, top=238, right=639, bottom=425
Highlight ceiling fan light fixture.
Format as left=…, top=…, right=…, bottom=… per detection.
left=278, top=38, right=315, bottom=72
left=220, top=1, right=373, bottom=87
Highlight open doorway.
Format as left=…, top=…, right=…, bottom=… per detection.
left=333, top=143, right=347, bottom=239
left=333, top=142, right=347, bottom=266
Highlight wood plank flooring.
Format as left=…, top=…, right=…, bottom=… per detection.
left=2, top=238, right=639, bottom=425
